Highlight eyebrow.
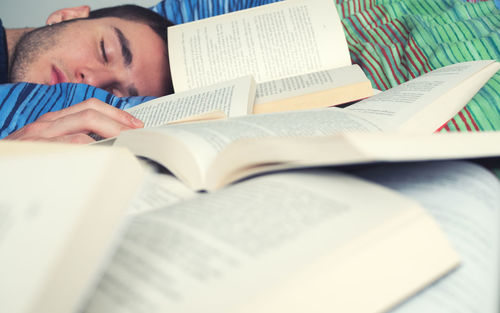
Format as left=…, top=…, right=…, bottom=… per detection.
left=113, top=27, right=133, bottom=66
left=112, top=27, right=138, bottom=96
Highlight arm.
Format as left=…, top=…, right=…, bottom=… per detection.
left=4, top=98, right=144, bottom=144
left=0, top=82, right=152, bottom=143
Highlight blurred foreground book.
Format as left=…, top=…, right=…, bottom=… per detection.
left=0, top=141, right=461, bottom=313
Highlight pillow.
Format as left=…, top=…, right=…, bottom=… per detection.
left=0, top=82, right=153, bottom=139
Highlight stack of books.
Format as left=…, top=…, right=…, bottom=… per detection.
left=1, top=1, right=499, bottom=313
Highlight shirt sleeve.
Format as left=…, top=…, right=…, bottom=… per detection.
left=0, top=82, right=154, bottom=139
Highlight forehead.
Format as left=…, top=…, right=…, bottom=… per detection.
left=85, top=16, right=164, bottom=48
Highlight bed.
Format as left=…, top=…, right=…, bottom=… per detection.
left=0, top=0, right=498, bottom=139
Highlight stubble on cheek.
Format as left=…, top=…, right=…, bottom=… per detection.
left=8, top=23, right=66, bottom=83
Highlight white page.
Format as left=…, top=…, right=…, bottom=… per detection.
left=0, top=158, right=94, bottom=313
left=83, top=170, right=453, bottom=313
left=0, top=154, right=111, bottom=313
left=352, top=161, right=500, bottom=313
left=345, top=60, right=500, bottom=132
left=168, top=0, right=350, bottom=92
left=126, top=76, right=255, bottom=127
left=126, top=172, right=196, bottom=216
left=0, top=149, right=142, bottom=313
left=255, top=65, right=369, bottom=104
left=120, top=108, right=382, bottom=182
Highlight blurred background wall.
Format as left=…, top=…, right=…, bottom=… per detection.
left=0, top=0, right=159, bottom=28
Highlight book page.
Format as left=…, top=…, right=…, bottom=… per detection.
left=115, top=108, right=382, bottom=188
left=126, top=76, right=255, bottom=127
left=255, top=65, right=369, bottom=104
left=206, top=131, right=500, bottom=190
left=345, top=60, right=500, bottom=132
left=351, top=161, right=500, bottom=313
left=0, top=146, right=144, bottom=313
left=168, top=0, right=350, bottom=92
left=82, top=170, right=457, bottom=313
left=126, top=172, right=196, bottom=216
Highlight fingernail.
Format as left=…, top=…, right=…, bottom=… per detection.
left=130, top=116, right=144, bottom=127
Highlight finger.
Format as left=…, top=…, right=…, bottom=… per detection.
left=48, top=109, right=138, bottom=139
left=4, top=130, right=94, bottom=144
left=21, top=109, right=135, bottom=139
left=49, top=133, right=96, bottom=144
left=38, top=98, right=144, bottom=128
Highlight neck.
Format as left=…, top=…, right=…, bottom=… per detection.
left=5, top=27, right=34, bottom=64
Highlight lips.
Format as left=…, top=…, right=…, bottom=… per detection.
left=49, top=66, right=68, bottom=85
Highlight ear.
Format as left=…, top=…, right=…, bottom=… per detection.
left=46, top=5, right=90, bottom=25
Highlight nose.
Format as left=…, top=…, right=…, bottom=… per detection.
left=76, top=66, right=116, bottom=90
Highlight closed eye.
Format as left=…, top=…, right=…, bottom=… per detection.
left=100, top=39, right=108, bottom=63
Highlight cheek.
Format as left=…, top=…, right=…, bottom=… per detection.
left=21, top=57, right=51, bottom=82
left=53, top=37, right=96, bottom=63
left=135, top=60, right=169, bottom=95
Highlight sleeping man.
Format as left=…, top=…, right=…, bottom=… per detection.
left=1, top=4, right=174, bottom=143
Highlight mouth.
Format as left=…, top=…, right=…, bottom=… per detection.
left=49, top=65, right=68, bottom=85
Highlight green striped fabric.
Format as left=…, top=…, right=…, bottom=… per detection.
left=337, top=0, right=500, bottom=132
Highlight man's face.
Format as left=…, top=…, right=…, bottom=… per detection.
left=9, top=17, right=171, bottom=97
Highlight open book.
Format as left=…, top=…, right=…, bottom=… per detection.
left=0, top=141, right=460, bottom=313
left=167, top=0, right=374, bottom=113
left=351, top=160, right=500, bottom=313
left=81, top=160, right=500, bottom=313
left=125, top=75, right=256, bottom=127
left=108, top=60, right=500, bottom=191
left=345, top=60, right=500, bottom=132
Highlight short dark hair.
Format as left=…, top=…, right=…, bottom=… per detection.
left=87, top=5, right=174, bottom=44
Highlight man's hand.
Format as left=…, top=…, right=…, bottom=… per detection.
left=4, top=98, right=144, bottom=144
